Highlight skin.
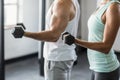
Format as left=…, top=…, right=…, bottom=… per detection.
left=75, top=0, right=120, bottom=54
left=24, top=0, right=76, bottom=42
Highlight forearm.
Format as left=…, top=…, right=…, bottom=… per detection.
left=24, top=30, right=59, bottom=42
left=75, top=38, right=111, bottom=54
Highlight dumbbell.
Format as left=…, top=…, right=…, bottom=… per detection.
left=62, top=32, right=75, bottom=45
left=12, top=23, right=26, bottom=38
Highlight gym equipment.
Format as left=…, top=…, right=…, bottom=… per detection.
left=62, top=32, right=75, bottom=45
left=12, top=23, right=26, bottom=38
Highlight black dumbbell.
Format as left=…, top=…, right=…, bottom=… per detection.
left=62, top=32, right=75, bottom=45
left=12, top=23, right=26, bottom=38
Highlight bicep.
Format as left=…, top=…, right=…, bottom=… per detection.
left=103, top=4, right=120, bottom=47
left=49, top=4, right=70, bottom=37
left=50, top=14, right=69, bottom=33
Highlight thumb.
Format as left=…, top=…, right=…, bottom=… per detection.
left=62, top=32, right=69, bottom=40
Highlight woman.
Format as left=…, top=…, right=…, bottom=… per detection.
left=63, top=0, right=120, bottom=80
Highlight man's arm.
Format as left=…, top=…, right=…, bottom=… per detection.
left=24, top=1, right=71, bottom=42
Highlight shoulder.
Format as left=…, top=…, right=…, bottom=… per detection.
left=106, top=2, right=120, bottom=18
left=53, top=0, right=72, bottom=15
left=105, top=2, right=120, bottom=25
left=54, top=0, right=72, bottom=8
left=107, top=2, right=120, bottom=13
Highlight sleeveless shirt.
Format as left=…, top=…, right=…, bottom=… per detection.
left=43, top=0, right=80, bottom=61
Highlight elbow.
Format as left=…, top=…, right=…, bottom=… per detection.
left=51, top=37, right=59, bottom=42
left=50, top=33, right=60, bottom=42
left=51, top=36, right=59, bottom=42
left=102, top=49, right=111, bottom=54
left=49, top=30, right=61, bottom=42
left=98, top=41, right=113, bottom=54
left=102, top=45, right=112, bottom=54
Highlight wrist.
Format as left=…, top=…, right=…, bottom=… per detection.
left=23, top=31, right=28, bottom=37
left=74, top=38, right=77, bottom=44
left=74, top=38, right=80, bottom=45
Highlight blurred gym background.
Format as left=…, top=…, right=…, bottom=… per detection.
left=0, top=0, right=120, bottom=80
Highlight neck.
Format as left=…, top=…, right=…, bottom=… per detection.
left=100, top=0, right=110, bottom=4
left=98, top=0, right=110, bottom=6
left=97, top=0, right=110, bottom=7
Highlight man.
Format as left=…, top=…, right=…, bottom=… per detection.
left=13, top=0, right=80, bottom=80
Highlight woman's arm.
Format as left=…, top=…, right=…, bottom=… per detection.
left=75, top=3, right=120, bottom=54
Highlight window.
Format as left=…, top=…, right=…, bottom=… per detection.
left=4, top=0, right=23, bottom=27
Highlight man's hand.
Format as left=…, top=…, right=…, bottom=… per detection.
left=62, top=32, right=75, bottom=45
left=12, top=23, right=26, bottom=38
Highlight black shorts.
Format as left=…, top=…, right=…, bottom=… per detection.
left=91, top=67, right=120, bottom=80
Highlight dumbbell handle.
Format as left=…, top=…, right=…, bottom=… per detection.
left=4, top=23, right=26, bottom=31
left=17, top=23, right=26, bottom=30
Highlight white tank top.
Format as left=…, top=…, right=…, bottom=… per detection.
left=43, top=0, right=80, bottom=61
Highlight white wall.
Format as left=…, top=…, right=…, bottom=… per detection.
left=80, top=0, right=96, bottom=40
left=5, top=0, right=39, bottom=60
left=38, top=0, right=42, bottom=59
left=113, top=28, right=120, bottom=52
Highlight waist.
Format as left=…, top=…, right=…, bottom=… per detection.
left=87, top=49, right=115, bottom=61
left=87, top=49, right=120, bottom=72
left=43, top=44, right=77, bottom=61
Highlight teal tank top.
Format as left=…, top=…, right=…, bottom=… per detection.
left=87, top=1, right=120, bottom=72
